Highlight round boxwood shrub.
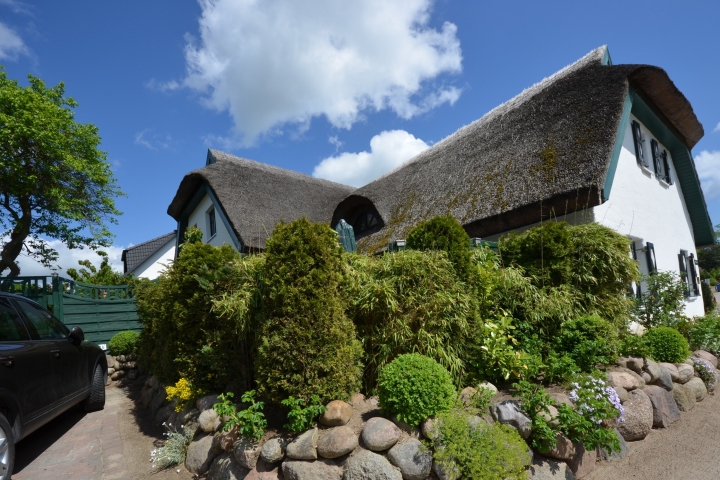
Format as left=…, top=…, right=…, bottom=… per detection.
left=555, top=314, right=619, bottom=371
left=109, top=330, right=139, bottom=356
left=378, top=353, right=456, bottom=427
left=643, top=326, right=690, bottom=363
left=406, top=215, right=472, bottom=280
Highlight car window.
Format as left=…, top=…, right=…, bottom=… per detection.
left=14, top=300, right=69, bottom=340
left=0, top=298, right=30, bottom=341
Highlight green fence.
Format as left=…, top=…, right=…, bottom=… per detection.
left=0, top=275, right=140, bottom=351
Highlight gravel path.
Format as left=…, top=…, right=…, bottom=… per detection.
left=588, top=389, right=720, bottom=480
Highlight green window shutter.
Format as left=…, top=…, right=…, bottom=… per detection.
left=631, top=120, right=646, bottom=167
left=661, top=150, right=672, bottom=184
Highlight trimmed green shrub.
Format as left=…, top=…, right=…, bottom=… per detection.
left=406, top=215, right=472, bottom=280
left=347, top=250, right=475, bottom=390
left=378, top=353, right=456, bottom=427
left=618, top=334, right=649, bottom=359
left=555, top=314, right=618, bottom=372
left=433, top=411, right=530, bottom=479
left=255, top=218, right=363, bottom=403
left=109, top=330, right=139, bottom=355
left=644, top=327, right=690, bottom=363
left=688, top=312, right=720, bottom=356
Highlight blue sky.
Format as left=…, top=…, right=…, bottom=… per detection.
left=2, top=0, right=719, bottom=274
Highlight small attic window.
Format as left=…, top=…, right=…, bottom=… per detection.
left=207, top=207, right=217, bottom=238
left=354, top=212, right=379, bottom=234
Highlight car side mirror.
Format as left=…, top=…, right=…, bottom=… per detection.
left=68, top=326, right=84, bottom=345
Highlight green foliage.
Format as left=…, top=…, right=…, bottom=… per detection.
left=499, top=222, right=638, bottom=322
left=466, top=315, right=530, bottom=383
left=66, top=250, right=127, bottom=285
left=688, top=312, right=720, bottom=355
left=406, top=215, right=472, bottom=280
left=698, top=241, right=720, bottom=273
left=281, top=395, right=327, bottom=433
left=702, top=282, right=716, bottom=313
left=541, top=352, right=580, bottom=384
left=150, top=422, right=198, bottom=470
left=618, top=334, right=650, bottom=358
left=378, top=353, right=456, bottom=427
left=433, top=411, right=530, bottom=479
left=643, top=327, right=690, bottom=363
left=255, top=218, right=362, bottom=403
left=555, top=315, right=618, bottom=372
left=347, top=250, right=475, bottom=390
left=183, top=225, right=203, bottom=245
left=463, top=386, right=495, bottom=413
left=135, top=242, right=248, bottom=392
left=0, top=67, right=123, bottom=276
left=213, top=391, right=267, bottom=441
left=108, top=330, right=139, bottom=356
left=634, top=271, right=688, bottom=328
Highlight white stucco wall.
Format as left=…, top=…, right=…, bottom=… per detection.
left=187, top=193, right=237, bottom=249
left=593, top=114, right=704, bottom=317
left=132, top=240, right=176, bottom=280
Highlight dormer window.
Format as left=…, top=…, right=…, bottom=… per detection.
left=631, top=120, right=647, bottom=168
left=354, top=212, right=379, bottom=234
left=207, top=207, right=217, bottom=238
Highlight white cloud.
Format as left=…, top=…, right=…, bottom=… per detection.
left=134, top=129, right=172, bottom=150
left=0, top=21, right=29, bottom=61
left=696, top=150, right=720, bottom=199
left=177, top=0, right=462, bottom=145
left=328, top=135, right=343, bottom=151
left=714, top=122, right=720, bottom=133
left=0, top=0, right=32, bottom=16
left=12, top=239, right=126, bottom=278
left=313, top=129, right=429, bottom=187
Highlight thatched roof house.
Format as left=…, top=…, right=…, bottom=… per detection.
left=331, top=46, right=712, bottom=252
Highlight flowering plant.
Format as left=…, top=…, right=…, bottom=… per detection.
left=150, top=422, right=198, bottom=470
left=166, top=378, right=204, bottom=412
left=692, top=357, right=716, bottom=390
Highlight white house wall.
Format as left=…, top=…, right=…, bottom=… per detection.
left=187, top=193, right=237, bottom=248
left=132, top=241, right=176, bottom=280
left=591, top=113, right=703, bottom=317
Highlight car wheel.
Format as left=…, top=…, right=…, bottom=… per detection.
left=0, top=412, right=15, bottom=480
left=81, top=365, right=106, bottom=412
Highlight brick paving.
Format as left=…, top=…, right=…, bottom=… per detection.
left=13, top=387, right=129, bottom=480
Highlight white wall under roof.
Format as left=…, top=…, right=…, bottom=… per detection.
left=187, top=193, right=237, bottom=249
left=132, top=241, right=176, bottom=279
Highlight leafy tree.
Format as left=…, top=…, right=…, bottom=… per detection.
left=66, top=251, right=126, bottom=285
left=406, top=215, right=472, bottom=280
left=633, top=271, right=687, bottom=328
left=0, top=68, right=123, bottom=276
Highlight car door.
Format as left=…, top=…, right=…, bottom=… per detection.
left=12, top=299, right=87, bottom=404
left=0, top=297, right=54, bottom=420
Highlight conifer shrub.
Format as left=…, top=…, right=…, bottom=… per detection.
left=433, top=411, right=530, bottom=480
left=378, top=353, right=456, bottom=427
left=555, top=314, right=618, bottom=372
left=643, top=326, right=690, bottom=363
left=255, top=218, right=363, bottom=403
left=108, top=330, right=139, bottom=356
left=406, top=215, right=472, bottom=280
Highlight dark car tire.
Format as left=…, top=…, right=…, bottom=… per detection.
left=81, top=365, right=106, bottom=412
left=0, top=412, right=15, bottom=480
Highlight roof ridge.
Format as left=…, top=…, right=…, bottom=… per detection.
left=124, top=230, right=176, bottom=252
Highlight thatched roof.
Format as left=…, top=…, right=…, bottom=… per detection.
left=167, top=150, right=354, bottom=250
left=331, top=46, right=708, bottom=252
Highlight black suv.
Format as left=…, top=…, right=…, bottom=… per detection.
left=0, top=292, right=107, bottom=478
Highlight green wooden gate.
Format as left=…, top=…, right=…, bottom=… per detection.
left=0, top=274, right=141, bottom=351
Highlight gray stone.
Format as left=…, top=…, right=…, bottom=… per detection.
left=199, top=408, right=221, bottom=433
left=549, top=393, right=574, bottom=408
left=606, top=371, right=641, bottom=391
left=567, top=442, right=596, bottom=479
left=362, top=417, right=402, bottom=451
left=685, top=377, right=708, bottom=402
left=528, top=455, right=575, bottom=479
left=282, top=458, right=342, bottom=480
left=286, top=428, right=318, bottom=460
left=693, top=350, right=718, bottom=368
left=643, top=385, right=681, bottom=427
left=197, top=394, right=221, bottom=412
left=185, top=434, right=217, bottom=475
left=626, top=357, right=644, bottom=374
left=217, top=427, right=238, bottom=452
left=317, top=425, right=358, bottom=459
left=609, top=366, right=646, bottom=389
left=151, top=389, right=167, bottom=416
left=420, top=417, right=440, bottom=441
left=432, top=459, right=460, bottom=480
left=207, top=453, right=249, bottom=480
left=233, top=436, right=262, bottom=469
left=344, top=449, right=402, bottom=480
left=659, top=362, right=680, bottom=382
left=126, top=369, right=139, bottom=381
left=123, top=360, right=137, bottom=370
left=245, top=459, right=283, bottom=480
left=260, top=438, right=286, bottom=464
left=319, top=400, right=353, bottom=427
left=178, top=408, right=200, bottom=427
left=617, top=389, right=653, bottom=441
left=111, top=370, right=125, bottom=381
left=458, top=387, right=478, bottom=406
left=390, top=416, right=421, bottom=438
left=598, top=429, right=629, bottom=462
left=676, top=363, right=694, bottom=384
left=116, top=354, right=126, bottom=363
left=645, top=360, right=673, bottom=391
left=387, top=438, right=432, bottom=480
left=489, top=400, right=531, bottom=439
left=154, top=402, right=175, bottom=426
left=107, top=367, right=116, bottom=375
left=106, top=355, right=116, bottom=369
left=613, top=386, right=628, bottom=403
left=539, top=433, right=575, bottom=461
left=671, top=383, right=695, bottom=412
left=141, top=387, right=155, bottom=407
left=641, top=372, right=652, bottom=383
left=477, top=381, right=498, bottom=395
